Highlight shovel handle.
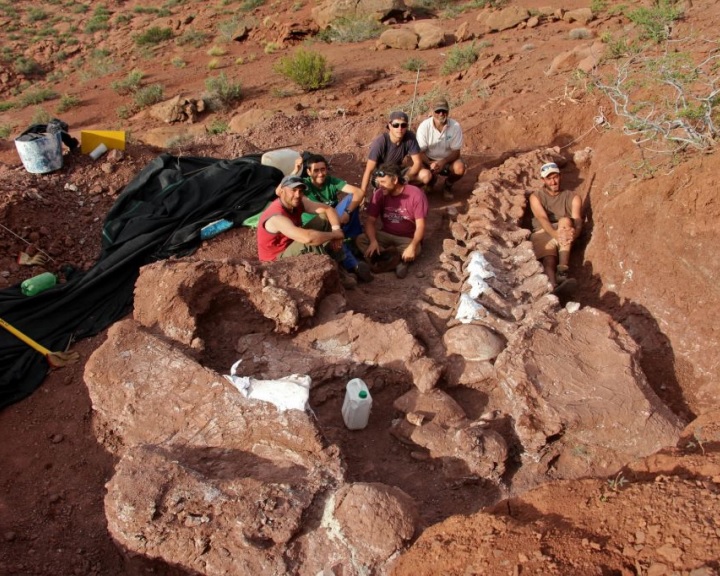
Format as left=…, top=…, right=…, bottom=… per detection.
left=0, top=317, right=52, bottom=357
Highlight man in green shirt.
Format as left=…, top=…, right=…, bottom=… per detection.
left=292, top=153, right=372, bottom=282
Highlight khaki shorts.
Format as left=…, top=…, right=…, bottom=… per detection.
left=531, top=229, right=562, bottom=259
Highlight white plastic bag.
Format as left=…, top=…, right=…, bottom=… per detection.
left=224, top=360, right=311, bottom=412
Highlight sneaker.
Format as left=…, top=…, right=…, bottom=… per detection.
left=339, top=268, right=358, bottom=290
left=395, top=261, right=409, bottom=279
left=354, top=261, right=374, bottom=283
left=552, top=278, right=577, bottom=296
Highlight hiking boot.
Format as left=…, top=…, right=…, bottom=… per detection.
left=442, top=183, right=454, bottom=201
left=552, top=277, right=577, bottom=296
left=395, top=261, right=409, bottom=279
left=354, top=261, right=373, bottom=283
left=339, top=268, right=358, bottom=290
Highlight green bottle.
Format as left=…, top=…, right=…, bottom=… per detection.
left=21, top=272, right=57, bottom=296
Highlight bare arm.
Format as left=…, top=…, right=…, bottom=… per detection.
left=360, top=159, right=377, bottom=196
left=362, top=215, right=381, bottom=258
left=265, top=214, right=342, bottom=246
left=529, top=193, right=559, bottom=239
left=341, top=183, right=365, bottom=213
left=571, top=194, right=582, bottom=236
left=404, top=153, right=423, bottom=181
left=402, top=218, right=425, bottom=262
left=303, top=197, right=343, bottom=229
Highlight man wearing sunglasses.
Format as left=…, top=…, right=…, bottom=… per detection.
left=356, top=163, right=428, bottom=279
left=360, top=111, right=432, bottom=200
left=529, top=162, right=582, bottom=294
left=257, top=175, right=358, bottom=287
left=416, top=97, right=466, bottom=201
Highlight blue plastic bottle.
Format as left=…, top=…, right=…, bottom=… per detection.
left=200, top=219, right=233, bottom=240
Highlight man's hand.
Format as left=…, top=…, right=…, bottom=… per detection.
left=292, top=157, right=304, bottom=175
left=557, top=228, right=574, bottom=247
left=401, top=243, right=418, bottom=262
left=364, top=240, right=381, bottom=258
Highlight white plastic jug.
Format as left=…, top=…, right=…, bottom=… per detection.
left=342, top=378, right=372, bottom=430
left=261, top=148, right=301, bottom=176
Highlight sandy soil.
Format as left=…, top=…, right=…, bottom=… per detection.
left=1, top=0, right=719, bottom=574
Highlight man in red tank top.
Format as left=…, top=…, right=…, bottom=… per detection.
left=257, top=175, right=346, bottom=263
left=529, top=162, right=582, bottom=292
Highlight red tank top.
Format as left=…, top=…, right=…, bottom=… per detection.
left=257, top=199, right=304, bottom=261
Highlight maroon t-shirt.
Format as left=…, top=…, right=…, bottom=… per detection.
left=257, top=198, right=304, bottom=261
left=367, top=184, right=428, bottom=239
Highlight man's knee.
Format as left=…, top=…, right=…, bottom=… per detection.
left=452, top=159, right=466, bottom=177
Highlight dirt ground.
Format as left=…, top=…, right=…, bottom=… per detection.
left=1, top=0, right=719, bottom=574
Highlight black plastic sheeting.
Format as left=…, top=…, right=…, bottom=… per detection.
left=0, top=153, right=281, bottom=410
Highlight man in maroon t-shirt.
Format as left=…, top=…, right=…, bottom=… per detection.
left=356, top=163, right=429, bottom=279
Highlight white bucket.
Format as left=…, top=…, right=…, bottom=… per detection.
left=14, top=131, right=63, bottom=174
left=261, top=148, right=300, bottom=176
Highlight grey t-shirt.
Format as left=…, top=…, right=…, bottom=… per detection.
left=368, top=132, right=421, bottom=167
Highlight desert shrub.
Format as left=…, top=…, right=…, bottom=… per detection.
left=627, top=0, right=683, bottom=43
left=207, top=45, right=227, bottom=56
left=14, top=57, right=43, bottom=76
left=176, top=29, right=210, bottom=48
left=116, top=105, right=132, bottom=119
left=569, top=28, right=592, bottom=40
left=71, top=3, right=89, bottom=14
left=27, top=7, right=48, bottom=22
left=111, top=69, right=145, bottom=95
left=207, top=58, right=221, bottom=70
left=0, top=123, right=13, bottom=138
left=264, top=42, right=281, bottom=54
left=594, top=51, right=719, bottom=151
left=135, top=26, right=173, bottom=46
left=133, top=84, right=164, bottom=108
left=18, top=88, right=57, bottom=108
left=274, top=49, right=332, bottom=91
left=171, top=57, right=186, bottom=68
left=402, top=57, right=426, bottom=72
left=30, top=106, right=52, bottom=125
left=115, top=13, right=133, bottom=25
left=441, top=42, right=479, bottom=75
left=56, top=93, right=80, bottom=113
left=317, top=16, right=382, bottom=43
left=85, top=6, right=110, bottom=33
left=205, top=72, right=242, bottom=108
left=0, top=101, right=15, bottom=112
left=208, top=118, right=229, bottom=134
left=590, top=0, right=607, bottom=14
left=240, top=0, right=264, bottom=11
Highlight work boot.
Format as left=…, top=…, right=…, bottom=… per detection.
left=354, top=261, right=373, bottom=283
left=442, top=182, right=454, bottom=201
left=395, top=261, right=409, bottom=279
left=339, top=268, right=358, bottom=290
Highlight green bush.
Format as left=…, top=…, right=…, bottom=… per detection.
left=18, top=88, right=57, bottom=108
left=56, top=93, right=80, bottom=113
left=0, top=123, right=13, bottom=138
left=27, top=8, right=48, bottom=22
left=205, top=72, right=242, bottom=108
left=85, top=6, right=110, bottom=33
left=0, top=101, right=15, bottom=112
left=176, top=29, right=210, bottom=48
left=135, top=26, right=173, bottom=46
left=14, top=57, right=43, bottom=76
left=208, top=118, right=229, bottom=134
left=317, top=16, right=382, bottom=43
left=402, top=57, right=426, bottom=72
left=111, top=69, right=145, bottom=95
left=30, top=106, right=52, bottom=125
left=627, top=0, right=683, bottom=43
left=240, top=0, right=264, bottom=11
left=441, top=42, right=479, bottom=75
left=133, top=83, right=164, bottom=108
left=274, top=49, right=332, bottom=91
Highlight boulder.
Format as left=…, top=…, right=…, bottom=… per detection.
left=486, top=6, right=530, bottom=32
left=229, top=108, right=276, bottom=133
left=137, top=124, right=207, bottom=148
left=412, top=21, right=444, bottom=49
left=378, top=28, right=418, bottom=50
left=312, top=0, right=407, bottom=29
left=547, top=41, right=605, bottom=76
left=564, top=7, right=594, bottom=25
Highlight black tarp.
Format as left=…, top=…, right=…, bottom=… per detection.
left=0, top=153, right=281, bottom=410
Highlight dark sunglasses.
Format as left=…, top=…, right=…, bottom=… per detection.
left=390, top=122, right=408, bottom=129
left=434, top=109, right=448, bottom=114
left=374, top=170, right=387, bottom=178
